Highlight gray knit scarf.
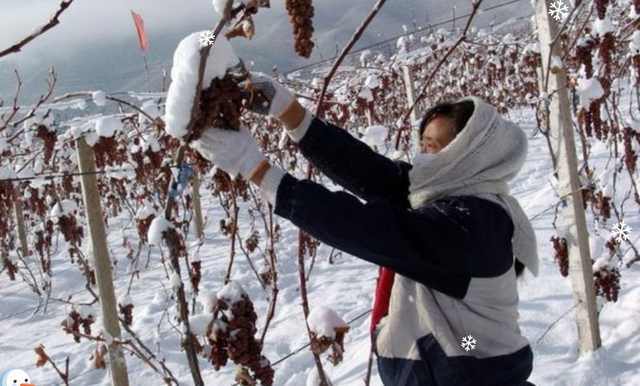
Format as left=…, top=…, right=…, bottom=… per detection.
left=408, top=96, right=539, bottom=277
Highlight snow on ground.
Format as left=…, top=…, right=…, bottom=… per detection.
left=0, top=107, right=639, bottom=386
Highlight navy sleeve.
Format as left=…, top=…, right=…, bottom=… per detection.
left=274, top=173, right=475, bottom=298
left=296, top=117, right=413, bottom=207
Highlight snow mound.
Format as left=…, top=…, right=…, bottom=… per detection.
left=576, top=77, right=604, bottom=108
left=306, top=367, right=323, bottom=386
left=148, top=217, right=174, bottom=245
left=50, top=200, right=78, bottom=218
left=307, top=306, right=348, bottom=339
left=165, top=32, right=239, bottom=140
left=118, top=293, right=133, bottom=307
left=217, top=281, right=247, bottom=304
left=170, top=272, right=182, bottom=289
left=593, top=16, right=614, bottom=37
left=95, top=116, right=122, bottom=138
left=190, top=314, right=214, bottom=335
left=135, top=204, right=157, bottom=220
left=140, top=101, right=161, bottom=125
left=92, top=91, right=107, bottom=107
left=363, top=125, right=389, bottom=148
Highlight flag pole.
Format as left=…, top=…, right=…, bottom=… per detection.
left=142, top=51, right=151, bottom=92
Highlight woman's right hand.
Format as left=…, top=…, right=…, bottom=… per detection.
left=243, top=72, right=295, bottom=118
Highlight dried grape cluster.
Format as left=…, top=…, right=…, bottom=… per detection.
left=93, top=136, right=127, bottom=169
left=62, top=310, right=95, bottom=343
left=58, top=213, right=83, bottom=246
left=136, top=214, right=155, bottom=244
left=206, top=292, right=274, bottom=385
left=310, top=326, right=350, bottom=365
left=119, top=302, right=134, bottom=326
left=260, top=267, right=274, bottom=286
left=192, top=75, right=244, bottom=141
left=245, top=231, right=259, bottom=253
left=593, top=265, right=621, bottom=302
left=191, top=260, right=202, bottom=295
left=35, top=124, right=57, bottom=164
left=208, top=319, right=229, bottom=370
left=24, top=186, right=50, bottom=218
left=593, top=190, right=612, bottom=222
left=34, top=220, right=54, bottom=276
left=131, top=142, right=164, bottom=185
left=551, top=236, right=569, bottom=277
left=623, top=127, right=638, bottom=175
left=285, top=0, right=315, bottom=58
left=300, top=231, right=320, bottom=262
left=1, top=253, right=18, bottom=281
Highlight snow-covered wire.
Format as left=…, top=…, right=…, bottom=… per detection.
left=0, top=162, right=198, bottom=184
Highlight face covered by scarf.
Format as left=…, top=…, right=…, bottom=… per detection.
left=407, top=96, right=539, bottom=277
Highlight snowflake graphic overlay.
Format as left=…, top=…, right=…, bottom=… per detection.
left=461, top=335, right=477, bottom=351
left=549, top=1, right=570, bottom=21
left=199, top=30, right=215, bottom=47
left=611, top=222, right=632, bottom=243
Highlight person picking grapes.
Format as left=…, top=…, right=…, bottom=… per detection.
left=191, top=73, right=539, bottom=386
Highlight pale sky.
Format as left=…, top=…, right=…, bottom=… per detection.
left=0, top=0, right=530, bottom=100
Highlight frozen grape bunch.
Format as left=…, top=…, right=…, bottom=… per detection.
left=285, top=0, right=315, bottom=58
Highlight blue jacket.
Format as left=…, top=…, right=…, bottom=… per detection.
left=270, top=116, right=534, bottom=386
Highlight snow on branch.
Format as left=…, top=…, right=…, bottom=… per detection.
left=0, top=0, right=78, bottom=60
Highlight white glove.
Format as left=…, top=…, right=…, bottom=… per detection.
left=243, top=72, right=295, bottom=118
left=190, top=125, right=266, bottom=179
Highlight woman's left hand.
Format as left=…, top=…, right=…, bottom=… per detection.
left=190, top=125, right=266, bottom=179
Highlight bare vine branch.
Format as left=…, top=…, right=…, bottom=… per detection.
left=0, top=0, right=78, bottom=60
left=400, top=0, right=484, bottom=126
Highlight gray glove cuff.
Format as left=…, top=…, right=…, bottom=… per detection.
left=258, top=165, right=285, bottom=205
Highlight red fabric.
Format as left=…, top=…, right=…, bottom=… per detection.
left=370, top=267, right=395, bottom=333
left=130, top=10, right=149, bottom=52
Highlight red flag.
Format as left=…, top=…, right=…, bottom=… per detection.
left=130, top=10, right=149, bottom=52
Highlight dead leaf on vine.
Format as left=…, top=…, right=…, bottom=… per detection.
left=226, top=17, right=255, bottom=40
left=35, top=344, right=49, bottom=367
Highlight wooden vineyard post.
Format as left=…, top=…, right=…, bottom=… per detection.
left=75, top=137, right=131, bottom=385
left=403, top=65, right=422, bottom=125
left=535, top=0, right=601, bottom=352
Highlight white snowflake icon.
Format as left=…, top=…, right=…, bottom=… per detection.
left=611, top=221, right=632, bottom=243
left=461, top=335, right=477, bottom=351
left=199, top=30, right=215, bottom=47
left=549, top=1, right=570, bottom=21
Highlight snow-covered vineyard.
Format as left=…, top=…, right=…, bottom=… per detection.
left=1, top=0, right=639, bottom=385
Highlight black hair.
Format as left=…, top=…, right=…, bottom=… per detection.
left=418, top=100, right=475, bottom=138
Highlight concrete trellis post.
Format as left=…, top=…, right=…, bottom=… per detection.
left=534, top=0, right=601, bottom=353
left=13, top=185, right=29, bottom=258
left=403, top=65, right=422, bottom=125
left=76, top=136, right=131, bottom=385
left=191, top=171, right=204, bottom=241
